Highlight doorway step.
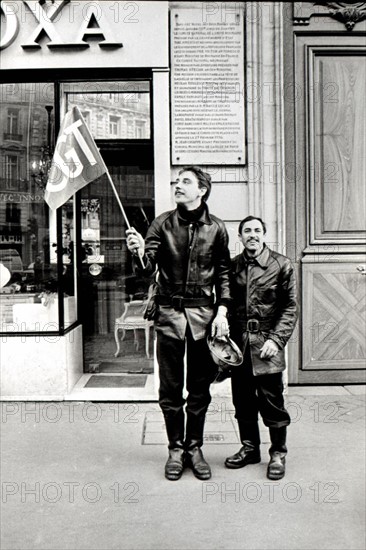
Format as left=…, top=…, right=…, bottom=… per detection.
left=64, top=372, right=158, bottom=401
left=87, top=358, right=154, bottom=374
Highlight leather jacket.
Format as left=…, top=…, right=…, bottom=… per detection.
left=230, top=244, right=298, bottom=375
left=137, top=205, right=231, bottom=340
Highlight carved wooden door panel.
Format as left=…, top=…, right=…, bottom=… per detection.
left=302, top=260, right=366, bottom=372
left=288, top=26, right=366, bottom=383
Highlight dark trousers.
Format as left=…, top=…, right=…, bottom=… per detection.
left=231, top=345, right=291, bottom=434
left=156, top=327, right=215, bottom=450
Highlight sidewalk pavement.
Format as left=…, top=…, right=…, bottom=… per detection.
left=1, top=386, right=365, bottom=550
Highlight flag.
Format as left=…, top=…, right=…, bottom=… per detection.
left=44, top=106, right=107, bottom=210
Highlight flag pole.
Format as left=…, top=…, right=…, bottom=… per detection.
left=44, top=105, right=145, bottom=269
left=104, top=170, right=145, bottom=269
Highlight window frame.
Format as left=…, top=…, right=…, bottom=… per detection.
left=0, top=68, right=153, bottom=337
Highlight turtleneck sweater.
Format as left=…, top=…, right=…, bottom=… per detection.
left=177, top=202, right=206, bottom=223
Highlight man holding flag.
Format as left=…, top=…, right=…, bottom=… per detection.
left=45, top=105, right=140, bottom=267
left=126, top=166, right=232, bottom=481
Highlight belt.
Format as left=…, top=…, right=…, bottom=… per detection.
left=246, top=319, right=260, bottom=333
left=156, top=295, right=214, bottom=310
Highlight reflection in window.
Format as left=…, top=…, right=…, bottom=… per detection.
left=126, top=119, right=134, bottom=139
left=5, top=155, right=20, bottom=188
left=135, top=121, right=146, bottom=139
left=81, top=110, right=91, bottom=128
left=7, top=108, right=20, bottom=135
left=0, top=83, right=77, bottom=332
left=66, top=87, right=150, bottom=139
left=109, top=115, right=121, bottom=137
left=81, top=199, right=101, bottom=263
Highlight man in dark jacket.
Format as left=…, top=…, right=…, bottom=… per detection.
left=225, top=215, right=298, bottom=480
left=126, top=166, right=231, bottom=481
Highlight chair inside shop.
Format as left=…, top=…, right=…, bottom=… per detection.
left=114, top=299, right=153, bottom=359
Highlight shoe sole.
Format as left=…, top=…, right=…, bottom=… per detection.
left=165, top=470, right=184, bottom=481
left=192, top=473, right=211, bottom=480
left=267, top=473, right=285, bottom=480
left=266, top=469, right=285, bottom=480
left=225, top=457, right=261, bottom=469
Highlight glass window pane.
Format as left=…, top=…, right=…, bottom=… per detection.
left=79, top=162, right=155, bottom=370
left=64, top=81, right=151, bottom=140
left=0, top=82, right=72, bottom=332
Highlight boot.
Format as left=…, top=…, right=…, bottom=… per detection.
left=185, top=413, right=211, bottom=479
left=225, top=421, right=261, bottom=469
left=163, top=411, right=185, bottom=450
left=185, top=447, right=211, bottom=480
left=185, top=412, right=206, bottom=450
left=165, top=448, right=185, bottom=481
left=267, top=426, right=287, bottom=480
left=163, top=411, right=185, bottom=480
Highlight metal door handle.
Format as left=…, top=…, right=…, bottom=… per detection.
left=356, top=265, right=366, bottom=275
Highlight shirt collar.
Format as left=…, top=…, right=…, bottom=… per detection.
left=235, top=243, right=270, bottom=272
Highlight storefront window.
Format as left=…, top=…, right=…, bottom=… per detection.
left=0, top=83, right=77, bottom=333
left=58, top=79, right=155, bottom=369
left=79, top=164, right=154, bottom=370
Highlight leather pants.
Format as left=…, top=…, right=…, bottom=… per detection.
left=231, top=345, right=291, bottom=429
left=157, top=327, right=215, bottom=450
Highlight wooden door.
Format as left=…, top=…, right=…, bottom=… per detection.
left=285, top=4, right=366, bottom=383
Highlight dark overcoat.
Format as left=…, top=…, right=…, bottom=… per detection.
left=230, top=244, right=298, bottom=376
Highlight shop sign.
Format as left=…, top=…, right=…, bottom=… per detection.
left=0, top=192, right=45, bottom=203
left=0, top=0, right=168, bottom=69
